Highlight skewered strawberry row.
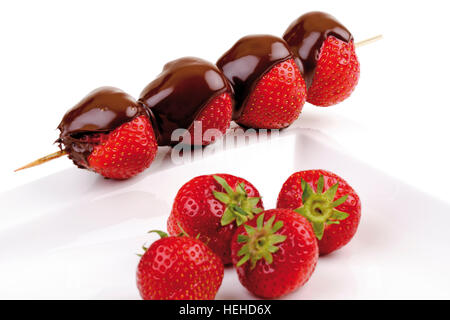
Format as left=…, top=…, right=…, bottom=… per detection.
left=17, top=11, right=370, bottom=180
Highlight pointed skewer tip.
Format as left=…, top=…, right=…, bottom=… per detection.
left=14, top=150, right=67, bottom=172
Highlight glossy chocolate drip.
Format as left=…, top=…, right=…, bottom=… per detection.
left=57, top=86, right=147, bottom=168
left=217, top=35, right=293, bottom=119
left=139, top=57, right=231, bottom=146
left=283, top=11, right=353, bottom=88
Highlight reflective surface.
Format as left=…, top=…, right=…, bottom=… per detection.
left=2, top=127, right=449, bottom=299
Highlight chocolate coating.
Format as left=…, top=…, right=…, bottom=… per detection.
left=57, top=86, right=147, bottom=168
left=217, top=35, right=293, bottom=119
left=283, top=11, right=353, bottom=88
left=139, top=57, right=231, bottom=146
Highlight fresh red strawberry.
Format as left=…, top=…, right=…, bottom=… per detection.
left=276, top=170, right=361, bottom=255
left=236, top=58, right=306, bottom=129
left=87, top=115, right=158, bottom=180
left=231, top=209, right=318, bottom=298
left=186, top=93, right=232, bottom=145
left=167, top=174, right=263, bottom=265
left=136, top=231, right=224, bottom=300
left=307, top=36, right=360, bottom=107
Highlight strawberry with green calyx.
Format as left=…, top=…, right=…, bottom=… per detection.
left=277, top=170, right=361, bottom=255
left=136, top=230, right=224, bottom=300
left=231, top=209, right=318, bottom=298
left=168, top=174, right=264, bottom=265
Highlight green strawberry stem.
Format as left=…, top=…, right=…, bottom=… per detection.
left=137, top=230, right=169, bottom=257
left=213, top=175, right=262, bottom=227
left=294, top=175, right=349, bottom=240
left=148, top=230, right=169, bottom=239
left=236, top=213, right=286, bottom=269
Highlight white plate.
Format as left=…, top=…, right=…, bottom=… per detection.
left=1, top=127, right=449, bottom=299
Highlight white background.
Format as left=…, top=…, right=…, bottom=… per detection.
left=0, top=0, right=449, bottom=300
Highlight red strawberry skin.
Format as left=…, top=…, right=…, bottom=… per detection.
left=137, top=236, right=224, bottom=300
left=277, top=170, right=361, bottom=255
left=307, top=36, right=360, bottom=107
left=87, top=115, right=157, bottom=180
left=231, top=209, right=318, bottom=298
left=237, top=58, right=306, bottom=129
left=167, top=174, right=263, bottom=265
left=187, top=93, right=232, bottom=145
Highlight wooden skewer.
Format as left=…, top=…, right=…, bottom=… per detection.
left=356, top=34, right=383, bottom=48
left=14, top=150, right=67, bottom=172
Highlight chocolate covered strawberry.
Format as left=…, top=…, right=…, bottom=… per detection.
left=16, top=87, right=158, bottom=179
left=277, top=170, right=361, bottom=255
left=283, top=11, right=360, bottom=107
left=217, top=35, right=306, bottom=129
left=57, top=87, right=158, bottom=180
left=231, top=209, right=318, bottom=298
left=167, top=174, right=263, bottom=264
left=139, top=57, right=233, bottom=146
left=137, top=231, right=224, bottom=300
